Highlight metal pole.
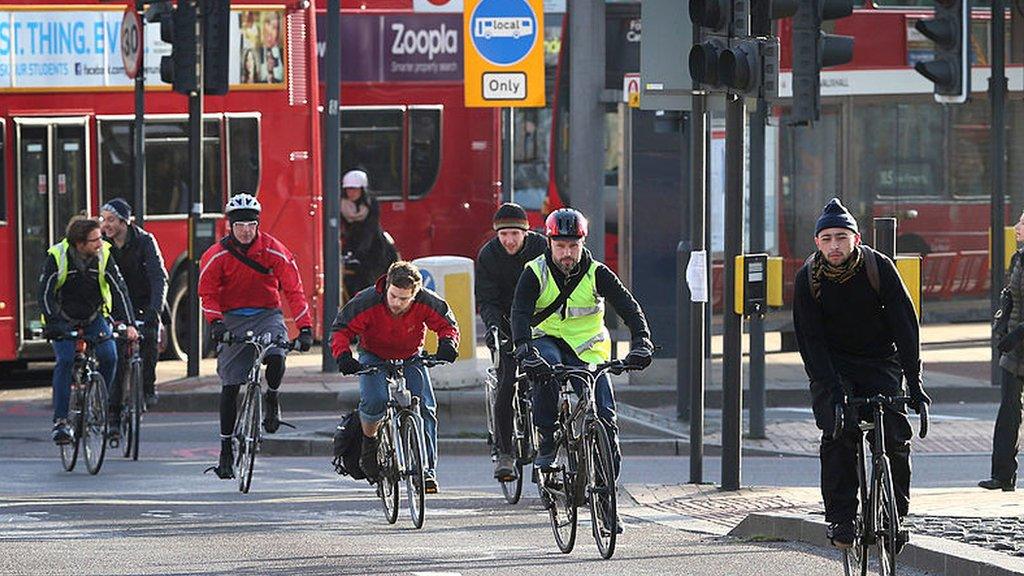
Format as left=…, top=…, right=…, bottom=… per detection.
left=186, top=0, right=203, bottom=377
left=678, top=111, right=693, bottom=423
left=748, top=99, right=767, bottom=440
left=690, top=92, right=707, bottom=484
left=503, top=107, right=515, bottom=203
left=568, top=0, right=605, bottom=262
left=133, top=0, right=146, bottom=227
left=322, top=0, right=341, bottom=372
left=873, top=217, right=897, bottom=259
left=721, top=93, right=744, bottom=491
left=992, top=0, right=1008, bottom=387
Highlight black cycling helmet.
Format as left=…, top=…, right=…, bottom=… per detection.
left=544, top=208, right=588, bottom=239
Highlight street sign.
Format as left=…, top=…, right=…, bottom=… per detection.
left=121, top=6, right=142, bottom=79
left=463, top=0, right=544, bottom=107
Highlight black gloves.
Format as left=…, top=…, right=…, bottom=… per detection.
left=998, top=324, right=1024, bottom=354
left=436, top=338, right=458, bottom=363
left=625, top=337, right=654, bottom=369
left=209, top=320, right=228, bottom=344
left=337, top=352, right=363, bottom=375
left=42, top=321, right=69, bottom=341
left=297, top=327, right=314, bottom=352
left=516, top=344, right=550, bottom=379
left=906, top=378, right=931, bottom=414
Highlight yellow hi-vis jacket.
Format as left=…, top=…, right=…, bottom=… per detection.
left=526, top=255, right=610, bottom=364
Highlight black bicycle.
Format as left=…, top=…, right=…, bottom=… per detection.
left=538, top=360, right=640, bottom=560
left=836, top=395, right=929, bottom=576
left=357, top=355, right=446, bottom=529
left=55, top=328, right=111, bottom=475
left=112, top=322, right=145, bottom=461
left=227, top=330, right=297, bottom=494
left=483, top=327, right=535, bottom=504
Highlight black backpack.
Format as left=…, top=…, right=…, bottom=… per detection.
left=331, top=410, right=366, bottom=480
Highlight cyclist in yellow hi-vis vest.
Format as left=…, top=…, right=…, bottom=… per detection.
left=510, top=208, right=653, bottom=479
left=39, top=216, right=137, bottom=445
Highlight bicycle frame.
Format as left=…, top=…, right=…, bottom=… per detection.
left=370, top=360, right=428, bottom=481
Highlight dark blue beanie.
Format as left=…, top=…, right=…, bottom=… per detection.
left=815, top=197, right=858, bottom=236
left=101, top=198, right=132, bottom=222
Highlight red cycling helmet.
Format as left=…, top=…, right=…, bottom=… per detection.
left=544, top=208, right=588, bottom=239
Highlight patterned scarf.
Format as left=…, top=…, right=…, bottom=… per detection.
left=811, top=244, right=864, bottom=295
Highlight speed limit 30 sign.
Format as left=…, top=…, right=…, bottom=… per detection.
left=121, top=6, right=142, bottom=79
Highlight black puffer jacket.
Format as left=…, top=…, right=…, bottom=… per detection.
left=107, top=224, right=168, bottom=322
left=475, top=231, right=547, bottom=337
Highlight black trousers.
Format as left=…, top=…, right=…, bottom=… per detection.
left=110, top=320, right=160, bottom=410
left=810, top=353, right=913, bottom=524
left=492, top=349, right=517, bottom=456
left=990, top=368, right=1023, bottom=481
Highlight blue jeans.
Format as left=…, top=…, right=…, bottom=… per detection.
left=51, top=316, right=117, bottom=421
left=530, top=337, right=620, bottom=472
left=358, top=351, right=438, bottom=473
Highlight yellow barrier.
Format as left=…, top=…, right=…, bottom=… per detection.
left=413, top=256, right=476, bottom=361
left=988, top=226, right=1018, bottom=271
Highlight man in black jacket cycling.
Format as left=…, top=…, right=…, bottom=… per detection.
left=101, top=198, right=168, bottom=420
left=475, top=202, right=547, bottom=481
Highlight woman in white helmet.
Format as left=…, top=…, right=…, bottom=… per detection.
left=340, top=170, right=398, bottom=297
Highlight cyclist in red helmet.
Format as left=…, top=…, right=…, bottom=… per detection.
left=510, top=208, right=653, bottom=515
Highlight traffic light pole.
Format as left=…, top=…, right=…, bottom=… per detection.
left=133, top=0, right=146, bottom=227
left=722, top=93, right=744, bottom=491
left=186, top=0, right=203, bottom=377
left=747, top=98, right=767, bottom=440
left=991, top=0, right=1008, bottom=387
left=322, top=0, right=341, bottom=372
left=689, top=91, right=707, bottom=485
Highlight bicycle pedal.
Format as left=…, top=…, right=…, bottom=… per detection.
left=278, top=420, right=296, bottom=430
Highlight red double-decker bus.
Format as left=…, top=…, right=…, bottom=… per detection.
left=0, top=0, right=500, bottom=367
left=532, top=1, right=1024, bottom=324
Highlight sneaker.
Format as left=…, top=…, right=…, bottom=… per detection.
left=978, top=475, right=1016, bottom=492
left=51, top=419, right=72, bottom=445
left=494, top=453, right=517, bottom=481
left=107, top=412, right=121, bottom=436
left=827, top=520, right=857, bottom=549
left=204, top=443, right=235, bottom=479
left=359, top=434, right=380, bottom=479
left=262, top=391, right=281, bottom=434
left=424, top=471, right=439, bottom=494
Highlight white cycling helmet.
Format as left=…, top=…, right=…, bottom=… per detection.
left=225, top=193, right=262, bottom=214
left=342, top=170, right=369, bottom=189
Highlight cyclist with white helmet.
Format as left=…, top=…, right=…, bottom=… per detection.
left=510, top=208, right=654, bottom=495
left=340, top=169, right=398, bottom=296
left=199, top=193, right=314, bottom=479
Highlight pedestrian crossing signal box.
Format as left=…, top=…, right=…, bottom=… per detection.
left=734, top=254, right=783, bottom=317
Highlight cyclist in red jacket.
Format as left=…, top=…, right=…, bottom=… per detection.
left=330, top=261, right=459, bottom=493
left=199, top=193, right=314, bottom=479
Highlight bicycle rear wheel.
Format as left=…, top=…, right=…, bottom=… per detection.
left=588, top=421, right=618, bottom=559
left=121, top=360, right=142, bottom=460
left=234, top=384, right=260, bottom=493
left=872, top=457, right=899, bottom=576
left=82, top=374, right=109, bottom=475
left=545, top=433, right=578, bottom=553
left=401, top=415, right=426, bottom=529
left=842, top=517, right=869, bottom=576
left=378, top=422, right=400, bottom=524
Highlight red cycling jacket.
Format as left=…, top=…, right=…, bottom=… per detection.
left=198, top=231, right=312, bottom=328
left=330, top=276, right=459, bottom=360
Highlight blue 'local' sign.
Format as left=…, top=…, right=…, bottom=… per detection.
left=468, top=0, right=537, bottom=66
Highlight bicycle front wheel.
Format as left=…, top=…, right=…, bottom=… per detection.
left=872, top=457, right=900, bottom=576
left=234, top=384, right=260, bottom=493
left=587, top=421, right=618, bottom=559
left=842, top=517, right=869, bottom=576
left=82, top=373, right=109, bottom=475
left=401, top=415, right=426, bottom=529
left=60, top=382, right=82, bottom=472
left=545, top=433, right=578, bottom=553
left=378, top=422, right=400, bottom=524
left=500, top=394, right=529, bottom=505
left=121, top=360, right=143, bottom=460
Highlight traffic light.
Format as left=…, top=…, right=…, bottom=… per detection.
left=203, top=0, right=230, bottom=96
left=717, top=0, right=794, bottom=99
left=913, top=0, right=969, bottom=103
left=789, top=0, right=855, bottom=125
left=159, top=0, right=196, bottom=95
left=689, top=0, right=732, bottom=90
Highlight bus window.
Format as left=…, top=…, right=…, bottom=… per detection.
left=409, top=106, right=441, bottom=199
left=341, top=108, right=403, bottom=199
left=853, top=101, right=944, bottom=199
left=513, top=107, right=550, bottom=210
left=99, top=118, right=223, bottom=216
left=227, top=115, right=261, bottom=196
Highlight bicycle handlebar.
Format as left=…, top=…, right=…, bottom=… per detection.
left=223, top=331, right=297, bottom=351
left=354, top=354, right=449, bottom=375
left=834, top=395, right=930, bottom=440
